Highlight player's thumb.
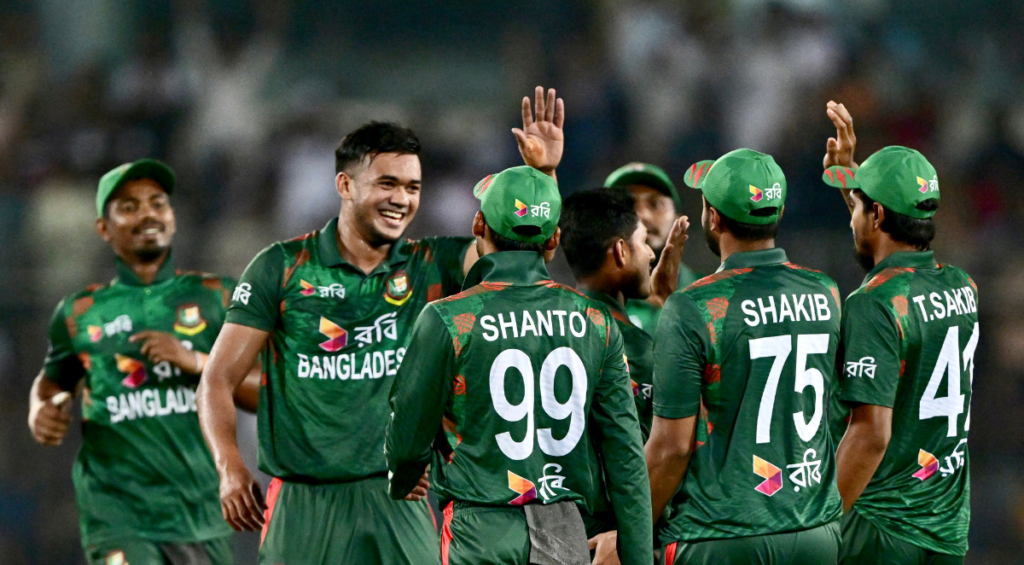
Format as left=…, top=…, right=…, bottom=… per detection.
left=511, top=128, right=528, bottom=147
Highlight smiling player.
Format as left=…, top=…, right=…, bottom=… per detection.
left=27, top=159, right=259, bottom=565
left=197, top=88, right=566, bottom=565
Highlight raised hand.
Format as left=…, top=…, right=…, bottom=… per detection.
left=512, top=86, right=565, bottom=176
left=824, top=101, right=858, bottom=170
left=649, top=215, right=690, bottom=307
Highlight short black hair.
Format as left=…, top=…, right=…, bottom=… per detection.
left=335, top=122, right=420, bottom=174
left=852, top=189, right=937, bottom=250
left=717, top=213, right=780, bottom=242
left=485, top=220, right=547, bottom=254
left=559, top=187, right=639, bottom=278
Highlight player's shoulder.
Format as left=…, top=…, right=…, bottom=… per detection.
left=780, top=261, right=840, bottom=288
left=174, top=269, right=237, bottom=287
left=679, top=267, right=753, bottom=307
left=57, top=282, right=111, bottom=317
left=855, top=265, right=918, bottom=300
left=937, top=262, right=977, bottom=291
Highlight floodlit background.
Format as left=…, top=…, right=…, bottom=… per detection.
left=1, top=0, right=1022, bottom=563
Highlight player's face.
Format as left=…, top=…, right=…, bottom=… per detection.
left=98, top=179, right=176, bottom=262
left=629, top=185, right=676, bottom=254
left=701, top=197, right=721, bottom=257
left=625, top=220, right=656, bottom=299
left=850, top=191, right=876, bottom=270
left=343, top=152, right=422, bottom=245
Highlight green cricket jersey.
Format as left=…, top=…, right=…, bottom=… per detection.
left=836, top=251, right=976, bottom=556
left=625, top=263, right=701, bottom=332
left=385, top=252, right=652, bottom=565
left=42, top=255, right=234, bottom=546
left=225, top=218, right=471, bottom=482
left=653, top=248, right=843, bottom=545
left=578, top=289, right=653, bottom=536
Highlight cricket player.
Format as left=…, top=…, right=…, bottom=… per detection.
left=646, top=149, right=844, bottom=564
left=385, top=166, right=652, bottom=565
left=558, top=187, right=686, bottom=556
left=27, top=159, right=259, bottom=565
left=604, top=162, right=699, bottom=330
left=196, top=89, right=566, bottom=564
left=822, top=102, right=976, bottom=564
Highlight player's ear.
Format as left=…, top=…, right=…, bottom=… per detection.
left=612, top=238, right=629, bottom=269
left=872, top=202, right=885, bottom=229
left=542, top=227, right=560, bottom=263
left=336, top=171, right=353, bottom=200
left=95, top=217, right=111, bottom=242
left=472, top=211, right=486, bottom=238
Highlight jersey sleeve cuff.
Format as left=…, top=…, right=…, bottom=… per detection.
left=653, top=403, right=699, bottom=420
left=839, top=390, right=895, bottom=409
left=224, top=311, right=275, bottom=332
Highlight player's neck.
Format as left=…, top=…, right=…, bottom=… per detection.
left=717, top=235, right=775, bottom=265
left=117, top=249, right=170, bottom=285
left=335, top=217, right=392, bottom=275
left=872, top=236, right=922, bottom=268
left=576, top=276, right=627, bottom=307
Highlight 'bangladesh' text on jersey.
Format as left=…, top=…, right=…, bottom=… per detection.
left=835, top=251, right=977, bottom=556
left=385, top=251, right=652, bottom=565
left=226, top=218, right=470, bottom=482
left=653, top=248, right=843, bottom=545
left=42, top=256, right=234, bottom=547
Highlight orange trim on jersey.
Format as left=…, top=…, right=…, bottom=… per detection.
left=260, top=477, right=284, bottom=546
left=441, top=501, right=455, bottom=565
left=664, top=541, right=678, bottom=565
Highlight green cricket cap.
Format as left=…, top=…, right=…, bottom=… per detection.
left=474, top=166, right=561, bottom=244
left=604, top=162, right=680, bottom=208
left=822, top=146, right=939, bottom=219
left=682, top=148, right=786, bottom=225
left=96, top=158, right=176, bottom=217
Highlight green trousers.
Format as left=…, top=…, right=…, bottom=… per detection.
left=662, top=521, right=840, bottom=565
left=441, top=502, right=531, bottom=565
left=259, top=475, right=439, bottom=565
left=840, top=509, right=963, bottom=565
left=85, top=536, right=232, bottom=565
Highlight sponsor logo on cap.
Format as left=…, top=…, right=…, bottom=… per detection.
left=318, top=317, right=349, bottom=352
left=750, top=185, right=763, bottom=202
left=507, top=470, right=537, bottom=505
left=174, top=304, right=207, bottom=336
left=514, top=199, right=529, bottom=217
left=913, top=449, right=939, bottom=481
left=753, top=455, right=783, bottom=496
left=116, top=354, right=147, bottom=389
left=917, top=176, right=939, bottom=193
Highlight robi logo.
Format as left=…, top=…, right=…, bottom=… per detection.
left=514, top=199, right=529, bottom=217
left=750, top=186, right=763, bottom=202
left=115, top=354, right=147, bottom=389
left=318, top=317, right=348, bottom=352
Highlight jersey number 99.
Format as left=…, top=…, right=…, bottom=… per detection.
left=490, top=347, right=588, bottom=460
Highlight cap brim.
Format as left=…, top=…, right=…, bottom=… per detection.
left=822, top=166, right=859, bottom=189
left=118, top=159, right=176, bottom=194
left=606, top=170, right=677, bottom=200
left=683, top=160, right=716, bottom=188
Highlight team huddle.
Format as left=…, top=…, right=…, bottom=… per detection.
left=27, top=88, right=977, bottom=565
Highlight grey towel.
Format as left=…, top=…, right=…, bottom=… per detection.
left=158, top=542, right=215, bottom=565
left=524, top=501, right=590, bottom=565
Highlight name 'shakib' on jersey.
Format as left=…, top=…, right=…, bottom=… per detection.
left=225, top=217, right=472, bottom=483
left=836, top=250, right=977, bottom=556
left=42, top=255, right=235, bottom=547
left=653, top=248, right=844, bottom=545
left=384, top=251, right=653, bottom=565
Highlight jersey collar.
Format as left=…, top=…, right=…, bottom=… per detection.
left=579, top=288, right=629, bottom=319
left=717, top=248, right=788, bottom=272
left=113, top=252, right=176, bottom=286
left=863, top=250, right=936, bottom=283
left=463, top=251, right=550, bottom=289
left=318, top=217, right=411, bottom=273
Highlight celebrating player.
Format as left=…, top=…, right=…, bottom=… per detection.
left=196, top=89, right=565, bottom=564
left=27, top=159, right=259, bottom=565
left=646, top=149, right=844, bottom=564
left=385, top=166, right=652, bottom=565
left=823, top=102, right=976, bottom=564
left=558, top=186, right=686, bottom=560
left=604, top=162, right=699, bottom=330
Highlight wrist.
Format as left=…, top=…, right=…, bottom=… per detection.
left=193, top=351, right=208, bottom=374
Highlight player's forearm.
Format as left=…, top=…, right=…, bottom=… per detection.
left=603, top=440, right=653, bottom=565
left=646, top=445, right=690, bottom=524
left=231, top=362, right=261, bottom=413
left=835, top=422, right=888, bottom=512
left=197, top=373, right=246, bottom=473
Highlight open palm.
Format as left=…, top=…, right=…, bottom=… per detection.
left=513, top=86, right=565, bottom=173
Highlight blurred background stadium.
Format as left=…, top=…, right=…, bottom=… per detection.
left=0, top=0, right=1022, bottom=562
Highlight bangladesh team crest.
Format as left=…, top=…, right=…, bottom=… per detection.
left=384, top=271, right=412, bottom=306
left=174, top=304, right=207, bottom=336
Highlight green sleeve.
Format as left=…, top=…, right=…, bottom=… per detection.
left=42, top=299, right=84, bottom=391
left=385, top=305, right=455, bottom=499
left=424, top=236, right=474, bottom=296
left=589, top=322, right=653, bottom=565
left=225, top=244, right=284, bottom=331
left=652, top=293, right=709, bottom=419
left=839, top=293, right=901, bottom=408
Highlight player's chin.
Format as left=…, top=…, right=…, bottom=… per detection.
left=373, top=216, right=412, bottom=240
